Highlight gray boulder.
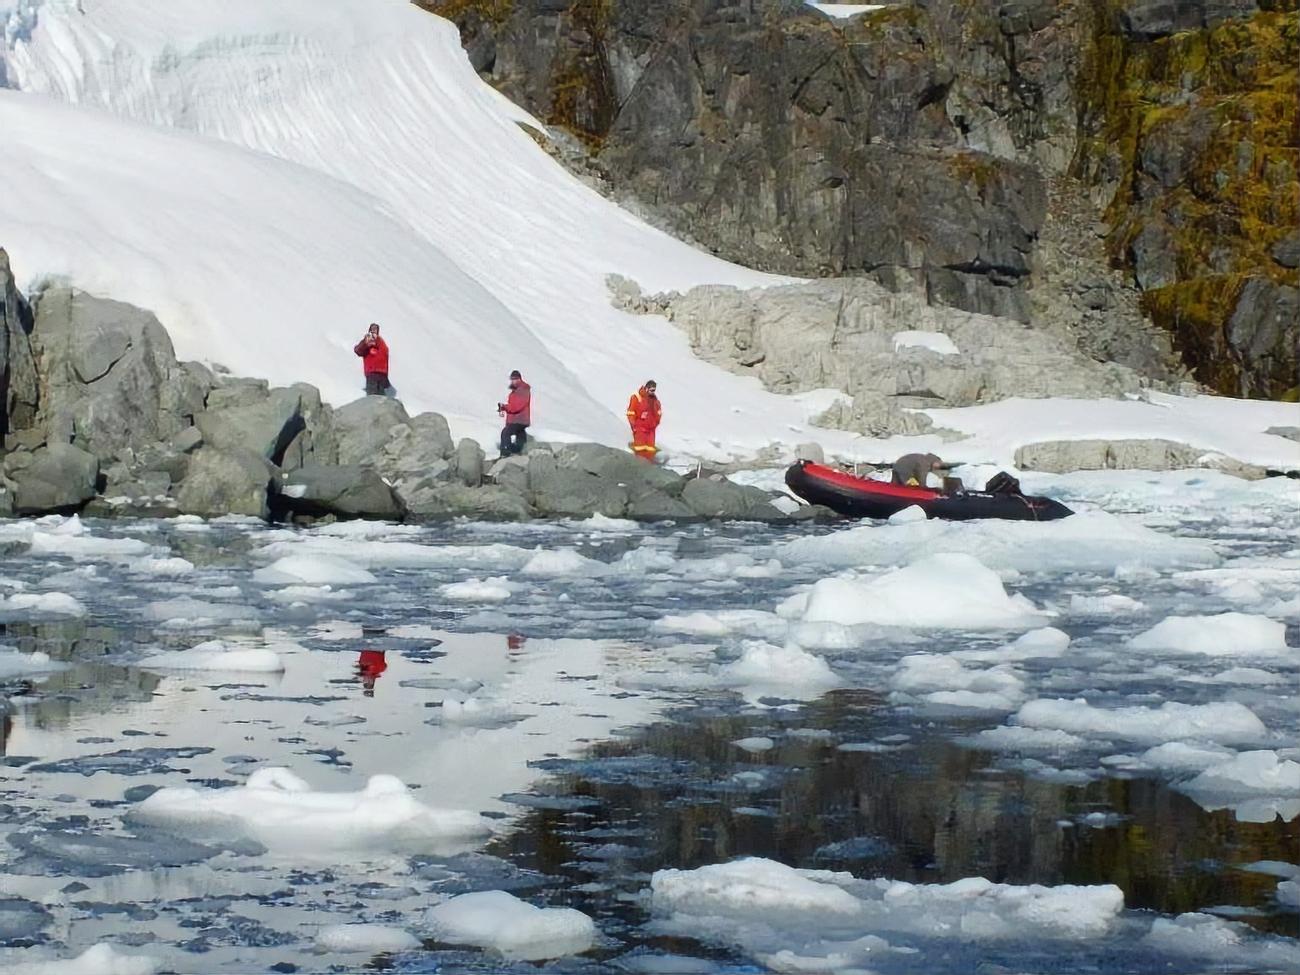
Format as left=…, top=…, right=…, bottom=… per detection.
left=174, top=446, right=274, bottom=519
left=625, top=490, right=696, bottom=521
left=681, top=477, right=782, bottom=521
left=1013, top=438, right=1270, bottom=475
left=1272, top=231, right=1300, bottom=270
left=552, top=442, right=685, bottom=495
left=334, top=397, right=412, bottom=466
left=404, top=483, right=534, bottom=522
left=276, top=465, right=405, bottom=521
left=194, top=383, right=322, bottom=464
left=26, top=288, right=211, bottom=462
left=452, top=438, right=485, bottom=488
left=530, top=468, right=629, bottom=518
left=1226, top=279, right=1300, bottom=399
left=4, top=443, right=99, bottom=515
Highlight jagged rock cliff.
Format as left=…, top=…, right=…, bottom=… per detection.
left=428, top=0, right=1297, bottom=398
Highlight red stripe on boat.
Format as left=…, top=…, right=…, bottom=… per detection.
left=801, top=462, right=941, bottom=499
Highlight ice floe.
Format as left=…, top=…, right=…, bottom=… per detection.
left=425, top=890, right=596, bottom=960
left=315, top=923, right=419, bottom=953
left=253, top=554, right=377, bottom=585
left=1014, top=699, right=1270, bottom=746
left=137, top=639, right=287, bottom=672
left=1129, top=612, right=1293, bottom=659
left=786, top=553, right=1048, bottom=631
left=132, top=767, right=489, bottom=855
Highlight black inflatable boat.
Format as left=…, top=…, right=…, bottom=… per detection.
left=785, top=461, right=1073, bottom=522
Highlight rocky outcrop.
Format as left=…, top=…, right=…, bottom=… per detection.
left=0, top=274, right=803, bottom=523
left=0, top=250, right=39, bottom=438
left=430, top=0, right=1090, bottom=320
left=614, top=275, right=1147, bottom=437
left=1076, top=4, right=1298, bottom=398
left=275, top=465, right=406, bottom=521
left=25, top=288, right=211, bottom=462
left=3, top=443, right=99, bottom=516
left=432, top=0, right=1293, bottom=397
left=174, top=446, right=275, bottom=520
left=1015, top=438, right=1271, bottom=478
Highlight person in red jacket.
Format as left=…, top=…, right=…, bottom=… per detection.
left=498, top=370, right=531, bottom=457
left=353, top=323, right=390, bottom=396
left=356, top=649, right=387, bottom=697
left=627, top=380, right=661, bottom=461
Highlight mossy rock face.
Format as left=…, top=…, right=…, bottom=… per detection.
left=1076, top=4, right=1300, bottom=397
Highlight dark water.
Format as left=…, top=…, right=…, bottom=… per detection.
left=2, top=510, right=1299, bottom=972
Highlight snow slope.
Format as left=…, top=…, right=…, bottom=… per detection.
left=0, top=0, right=849, bottom=458
left=1, top=0, right=1296, bottom=465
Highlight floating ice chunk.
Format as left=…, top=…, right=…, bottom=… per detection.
left=521, top=548, right=605, bottom=576
left=1138, top=742, right=1237, bottom=773
left=649, top=857, right=1124, bottom=969
left=133, top=767, right=489, bottom=855
left=955, top=627, right=1070, bottom=663
left=29, top=530, right=153, bottom=559
left=887, top=504, right=928, bottom=524
left=427, top=696, right=525, bottom=728
left=1142, top=913, right=1300, bottom=970
left=142, top=597, right=258, bottom=625
left=257, top=537, right=530, bottom=571
left=655, top=610, right=786, bottom=640
left=965, top=726, right=1089, bottom=752
left=1015, top=699, right=1269, bottom=746
left=1199, top=667, right=1284, bottom=686
left=1068, top=593, right=1144, bottom=616
left=0, top=592, right=87, bottom=617
left=315, top=923, right=419, bottom=953
left=425, top=890, right=596, bottom=960
left=1183, top=751, right=1300, bottom=797
left=800, top=554, right=1048, bottom=630
left=778, top=510, right=1218, bottom=575
left=714, top=641, right=842, bottom=702
left=583, top=513, right=639, bottom=531
left=130, top=557, right=194, bottom=577
left=253, top=554, right=376, bottom=585
left=1129, top=612, right=1292, bottom=658
left=439, top=577, right=515, bottom=602
left=652, top=858, right=861, bottom=919
left=266, top=585, right=352, bottom=604
left=732, top=737, right=775, bottom=753
left=0, top=943, right=157, bottom=974
left=137, top=639, right=286, bottom=673
left=1279, top=880, right=1300, bottom=910
left=890, top=655, right=1024, bottom=711
left=0, top=649, right=65, bottom=678
left=892, top=330, right=959, bottom=355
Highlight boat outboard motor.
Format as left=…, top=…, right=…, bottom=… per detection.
left=985, top=471, right=1022, bottom=495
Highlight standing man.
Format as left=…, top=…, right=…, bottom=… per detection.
left=354, top=323, right=390, bottom=396
left=626, top=380, right=661, bottom=461
left=498, top=370, right=531, bottom=457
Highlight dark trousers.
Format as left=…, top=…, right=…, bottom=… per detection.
left=365, top=372, right=390, bottom=396
left=500, top=423, right=528, bottom=456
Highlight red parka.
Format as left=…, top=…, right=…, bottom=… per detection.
left=627, top=387, right=661, bottom=434
left=504, top=380, right=531, bottom=426
left=354, top=336, right=389, bottom=376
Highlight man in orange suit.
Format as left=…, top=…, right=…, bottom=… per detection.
left=626, top=380, right=661, bottom=461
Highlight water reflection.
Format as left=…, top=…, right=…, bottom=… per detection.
left=490, top=698, right=1300, bottom=939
